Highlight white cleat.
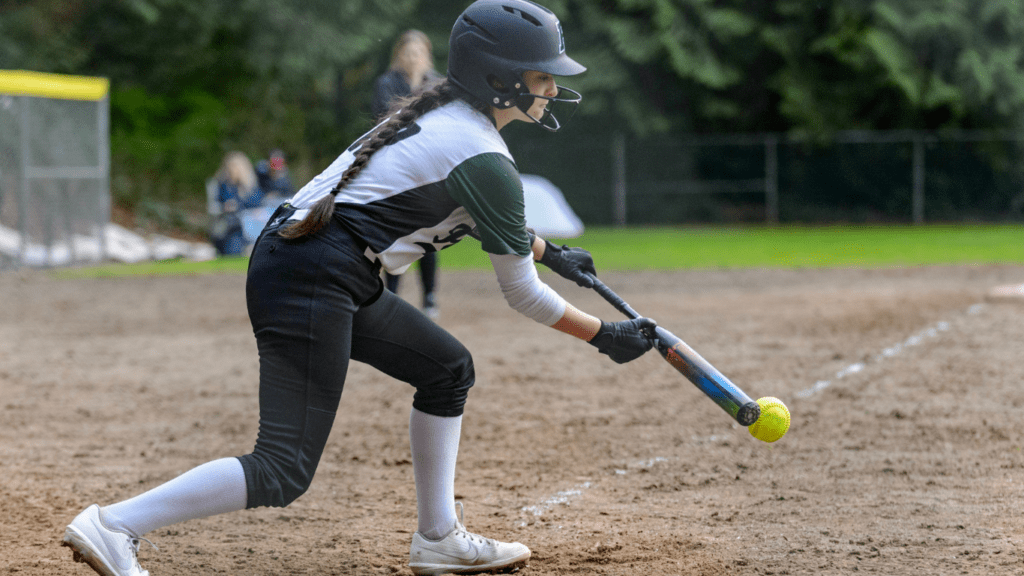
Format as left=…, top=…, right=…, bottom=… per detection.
left=62, top=504, right=153, bottom=576
left=409, top=503, right=530, bottom=575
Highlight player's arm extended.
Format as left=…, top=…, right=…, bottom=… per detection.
left=489, top=250, right=597, bottom=339
left=447, top=154, right=651, bottom=361
left=489, top=251, right=653, bottom=363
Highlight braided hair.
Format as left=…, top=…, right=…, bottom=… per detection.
left=279, top=80, right=481, bottom=239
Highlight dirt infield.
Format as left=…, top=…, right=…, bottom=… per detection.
left=3, top=264, right=1024, bottom=575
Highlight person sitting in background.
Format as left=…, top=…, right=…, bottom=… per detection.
left=210, top=151, right=264, bottom=255
left=216, top=151, right=264, bottom=212
left=256, top=149, right=293, bottom=202
left=373, top=29, right=443, bottom=319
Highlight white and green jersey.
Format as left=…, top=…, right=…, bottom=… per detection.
left=288, top=100, right=532, bottom=275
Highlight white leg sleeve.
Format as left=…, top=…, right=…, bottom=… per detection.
left=100, top=457, right=248, bottom=537
left=410, top=408, right=462, bottom=540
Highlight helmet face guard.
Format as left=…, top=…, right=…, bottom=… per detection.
left=515, top=85, right=582, bottom=132
left=448, top=0, right=586, bottom=132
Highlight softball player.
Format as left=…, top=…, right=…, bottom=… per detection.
left=61, top=1, right=655, bottom=575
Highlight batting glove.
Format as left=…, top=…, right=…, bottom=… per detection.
left=589, top=318, right=657, bottom=364
left=538, top=240, right=597, bottom=288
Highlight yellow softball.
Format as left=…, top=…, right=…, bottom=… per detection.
left=748, top=397, right=790, bottom=443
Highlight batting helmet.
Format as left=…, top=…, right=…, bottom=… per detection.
left=448, top=0, right=586, bottom=131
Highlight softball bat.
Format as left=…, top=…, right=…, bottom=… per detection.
left=588, top=275, right=761, bottom=426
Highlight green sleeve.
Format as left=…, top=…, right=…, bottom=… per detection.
left=445, top=152, right=532, bottom=257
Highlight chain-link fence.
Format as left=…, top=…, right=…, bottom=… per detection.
left=505, top=128, right=1024, bottom=227
left=0, top=70, right=110, bottom=269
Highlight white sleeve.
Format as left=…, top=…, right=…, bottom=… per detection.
left=488, top=252, right=567, bottom=326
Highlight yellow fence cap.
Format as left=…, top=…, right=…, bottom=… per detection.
left=0, top=70, right=109, bottom=101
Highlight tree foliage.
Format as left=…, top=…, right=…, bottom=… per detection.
left=757, top=0, right=1024, bottom=133
left=2, top=0, right=421, bottom=206
left=3, top=0, right=1024, bottom=209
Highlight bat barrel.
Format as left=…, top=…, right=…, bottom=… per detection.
left=654, top=327, right=759, bottom=425
left=588, top=275, right=760, bottom=426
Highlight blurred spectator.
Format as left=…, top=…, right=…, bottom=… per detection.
left=210, top=151, right=264, bottom=255
left=374, top=30, right=442, bottom=319
left=216, top=151, right=264, bottom=212
left=372, top=30, right=442, bottom=119
left=256, top=149, right=293, bottom=201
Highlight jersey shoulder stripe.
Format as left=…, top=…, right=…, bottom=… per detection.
left=446, top=153, right=531, bottom=257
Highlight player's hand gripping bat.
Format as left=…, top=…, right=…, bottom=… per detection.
left=587, top=275, right=761, bottom=426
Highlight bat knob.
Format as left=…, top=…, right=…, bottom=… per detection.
left=736, top=402, right=761, bottom=426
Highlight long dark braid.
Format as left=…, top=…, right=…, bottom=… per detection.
left=279, top=80, right=473, bottom=239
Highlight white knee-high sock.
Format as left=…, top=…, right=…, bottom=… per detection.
left=100, top=457, right=248, bottom=537
left=409, top=408, right=461, bottom=540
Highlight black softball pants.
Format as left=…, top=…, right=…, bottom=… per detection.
left=237, top=212, right=475, bottom=509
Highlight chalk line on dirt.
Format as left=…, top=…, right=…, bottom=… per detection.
left=518, top=457, right=669, bottom=523
left=520, top=483, right=593, bottom=518
left=793, top=303, right=984, bottom=399
left=519, top=303, right=985, bottom=522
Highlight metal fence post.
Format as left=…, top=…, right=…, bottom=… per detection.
left=17, top=95, right=29, bottom=265
left=612, top=131, right=627, bottom=227
left=765, top=135, right=779, bottom=224
left=98, top=93, right=110, bottom=260
left=912, top=136, right=925, bottom=224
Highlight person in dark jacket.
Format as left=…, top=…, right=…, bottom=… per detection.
left=255, top=148, right=293, bottom=202
left=373, top=29, right=444, bottom=319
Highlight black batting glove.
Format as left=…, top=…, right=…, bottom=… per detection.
left=589, top=318, right=657, bottom=364
left=538, top=240, right=597, bottom=288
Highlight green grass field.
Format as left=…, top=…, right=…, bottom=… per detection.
left=50, top=224, right=1024, bottom=279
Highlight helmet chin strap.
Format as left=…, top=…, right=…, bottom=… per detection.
left=515, top=86, right=582, bottom=132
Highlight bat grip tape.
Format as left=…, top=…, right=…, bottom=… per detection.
left=587, top=275, right=641, bottom=320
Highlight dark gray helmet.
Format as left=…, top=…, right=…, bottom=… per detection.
left=448, top=0, right=586, bottom=131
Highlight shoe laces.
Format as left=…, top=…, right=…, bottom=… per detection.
left=457, top=530, right=495, bottom=547
left=99, top=512, right=158, bottom=563
left=132, top=536, right=158, bottom=551
left=453, top=502, right=496, bottom=547
left=130, top=535, right=159, bottom=561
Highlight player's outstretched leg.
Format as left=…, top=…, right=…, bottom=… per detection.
left=409, top=502, right=530, bottom=575
left=61, top=457, right=247, bottom=575
left=61, top=504, right=153, bottom=576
